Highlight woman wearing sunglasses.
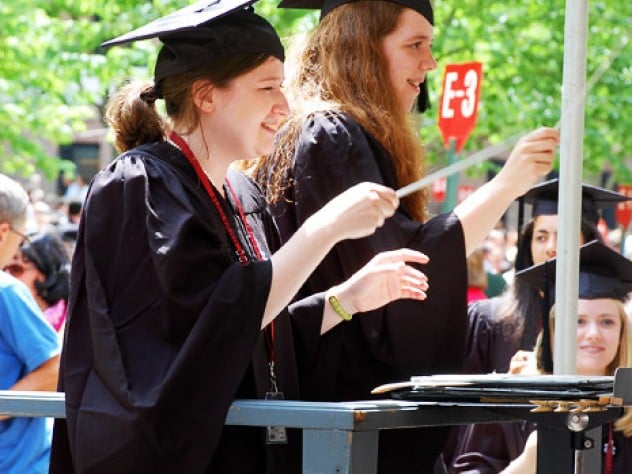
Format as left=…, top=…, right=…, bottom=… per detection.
left=4, top=232, right=70, bottom=335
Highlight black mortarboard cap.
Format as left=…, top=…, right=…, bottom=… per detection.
left=522, top=178, right=631, bottom=227
left=517, top=240, right=632, bottom=303
left=278, top=0, right=434, bottom=24
left=516, top=240, right=632, bottom=372
left=101, top=0, right=284, bottom=84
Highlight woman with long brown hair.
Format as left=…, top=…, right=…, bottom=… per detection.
left=251, top=0, right=558, bottom=471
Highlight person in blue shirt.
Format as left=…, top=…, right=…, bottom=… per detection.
left=0, top=173, right=61, bottom=474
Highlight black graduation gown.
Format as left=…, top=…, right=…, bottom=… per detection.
left=452, top=421, right=632, bottom=473
left=464, top=291, right=545, bottom=375
left=443, top=294, right=544, bottom=469
left=269, top=111, right=468, bottom=472
left=50, top=142, right=300, bottom=474
left=464, top=297, right=521, bottom=375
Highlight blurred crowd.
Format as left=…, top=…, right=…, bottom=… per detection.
left=467, top=217, right=632, bottom=305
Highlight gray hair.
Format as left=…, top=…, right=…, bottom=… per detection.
left=0, top=174, right=29, bottom=226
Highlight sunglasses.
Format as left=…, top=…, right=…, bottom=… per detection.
left=3, top=263, right=32, bottom=278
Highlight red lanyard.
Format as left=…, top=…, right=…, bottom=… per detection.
left=168, top=131, right=263, bottom=263
left=168, top=131, right=274, bottom=361
left=605, top=422, right=614, bottom=474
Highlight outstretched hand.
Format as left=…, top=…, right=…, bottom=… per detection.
left=265, top=182, right=399, bottom=330
left=499, top=127, right=560, bottom=199
left=321, top=249, right=429, bottom=333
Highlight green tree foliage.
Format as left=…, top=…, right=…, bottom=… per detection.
left=424, top=0, right=631, bottom=183
left=1, top=0, right=178, bottom=177
left=0, top=0, right=629, bottom=182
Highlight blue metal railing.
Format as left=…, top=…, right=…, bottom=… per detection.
left=0, top=390, right=624, bottom=473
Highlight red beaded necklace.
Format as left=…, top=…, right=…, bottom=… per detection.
left=168, top=131, right=263, bottom=263
left=168, top=131, right=276, bottom=370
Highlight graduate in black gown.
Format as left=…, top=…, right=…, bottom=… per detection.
left=49, top=2, right=434, bottom=473
left=454, top=241, right=632, bottom=473
left=445, top=180, right=630, bottom=469
left=465, top=180, right=629, bottom=375
left=250, top=0, right=559, bottom=471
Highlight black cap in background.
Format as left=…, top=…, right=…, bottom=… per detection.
left=522, top=178, right=631, bottom=228
left=517, top=240, right=632, bottom=302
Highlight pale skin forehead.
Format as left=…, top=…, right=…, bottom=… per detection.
left=385, top=7, right=434, bottom=42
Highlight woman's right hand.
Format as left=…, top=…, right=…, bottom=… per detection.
left=497, top=127, right=559, bottom=199
left=264, top=182, right=399, bottom=328
left=311, top=182, right=399, bottom=244
left=509, top=350, right=536, bottom=375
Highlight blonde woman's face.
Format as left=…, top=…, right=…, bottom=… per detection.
left=381, top=8, right=436, bottom=113
left=576, top=298, right=621, bottom=376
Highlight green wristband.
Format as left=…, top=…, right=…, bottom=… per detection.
left=328, top=294, right=353, bottom=321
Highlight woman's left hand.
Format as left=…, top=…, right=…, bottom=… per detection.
left=329, top=248, right=429, bottom=314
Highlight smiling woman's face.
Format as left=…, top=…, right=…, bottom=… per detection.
left=381, top=8, right=436, bottom=112
left=575, top=298, right=621, bottom=376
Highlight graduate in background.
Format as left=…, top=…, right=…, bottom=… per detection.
left=251, top=0, right=558, bottom=471
left=454, top=240, right=632, bottom=473
left=447, top=180, right=631, bottom=469
left=466, top=179, right=630, bottom=376
left=3, top=232, right=70, bottom=336
left=49, top=2, right=432, bottom=472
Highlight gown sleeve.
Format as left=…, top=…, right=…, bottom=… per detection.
left=464, top=297, right=522, bottom=375
left=51, top=151, right=273, bottom=474
left=274, top=112, right=468, bottom=399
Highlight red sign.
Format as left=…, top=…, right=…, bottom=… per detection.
left=438, top=62, right=483, bottom=152
left=616, top=184, right=632, bottom=229
left=432, top=177, right=447, bottom=202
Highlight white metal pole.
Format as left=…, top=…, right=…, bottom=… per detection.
left=554, top=0, right=590, bottom=375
